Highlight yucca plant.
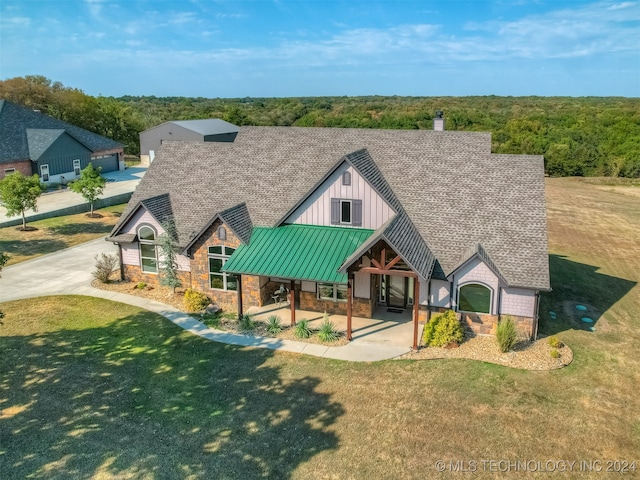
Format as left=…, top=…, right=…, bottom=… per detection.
left=238, top=313, right=255, bottom=331
left=266, top=315, right=282, bottom=335
left=294, top=319, right=312, bottom=339
left=318, top=317, right=340, bottom=342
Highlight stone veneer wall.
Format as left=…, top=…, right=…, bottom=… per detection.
left=428, top=307, right=535, bottom=340
left=122, top=264, right=191, bottom=288
left=188, top=220, right=261, bottom=312
left=299, top=291, right=373, bottom=317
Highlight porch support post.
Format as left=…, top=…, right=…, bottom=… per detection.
left=236, top=275, right=243, bottom=319
left=413, top=277, right=420, bottom=350
left=347, top=274, right=353, bottom=341
left=290, top=280, right=296, bottom=326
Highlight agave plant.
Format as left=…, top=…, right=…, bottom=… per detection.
left=318, top=317, right=340, bottom=342
left=294, top=319, right=312, bottom=339
left=266, top=315, right=282, bottom=335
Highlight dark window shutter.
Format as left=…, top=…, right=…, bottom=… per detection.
left=331, top=198, right=340, bottom=225
left=352, top=200, right=362, bottom=226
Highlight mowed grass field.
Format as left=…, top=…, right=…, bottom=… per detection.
left=1, top=178, right=639, bottom=479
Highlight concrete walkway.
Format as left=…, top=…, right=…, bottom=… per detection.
left=0, top=167, right=146, bottom=227
left=0, top=238, right=411, bottom=362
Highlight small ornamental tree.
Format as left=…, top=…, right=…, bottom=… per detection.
left=0, top=172, right=44, bottom=230
left=70, top=163, right=106, bottom=217
left=159, top=219, right=182, bottom=293
left=0, top=251, right=8, bottom=321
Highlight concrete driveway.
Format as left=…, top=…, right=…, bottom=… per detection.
left=0, top=238, right=118, bottom=303
left=0, top=239, right=412, bottom=361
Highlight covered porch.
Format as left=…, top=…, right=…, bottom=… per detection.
left=246, top=303, right=421, bottom=349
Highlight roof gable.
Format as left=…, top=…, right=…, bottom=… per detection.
left=26, top=129, right=66, bottom=160
left=109, top=126, right=549, bottom=290
left=0, top=100, right=123, bottom=163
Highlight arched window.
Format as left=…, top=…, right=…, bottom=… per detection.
left=342, top=171, right=351, bottom=186
left=217, top=226, right=227, bottom=241
left=458, top=283, right=492, bottom=314
left=138, top=226, right=158, bottom=273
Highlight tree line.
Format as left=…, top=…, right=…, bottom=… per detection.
left=2, top=76, right=639, bottom=177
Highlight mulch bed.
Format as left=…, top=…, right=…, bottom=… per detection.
left=92, top=278, right=348, bottom=346
left=399, top=332, right=573, bottom=370
left=93, top=278, right=570, bottom=368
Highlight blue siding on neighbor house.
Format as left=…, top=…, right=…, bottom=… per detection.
left=34, top=132, right=92, bottom=176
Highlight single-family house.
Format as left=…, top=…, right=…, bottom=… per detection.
left=139, top=118, right=239, bottom=166
left=108, top=121, right=550, bottom=348
left=0, top=100, right=124, bottom=183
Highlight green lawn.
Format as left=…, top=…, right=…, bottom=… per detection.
left=0, top=204, right=125, bottom=266
left=1, top=178, right=639, bottom=479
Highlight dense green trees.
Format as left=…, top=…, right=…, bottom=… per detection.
left=2, top=76, right=638, bottom=177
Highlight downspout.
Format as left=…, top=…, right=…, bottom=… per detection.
left=426, top=278, right=431, bottom=321
left=497, top=286, right=502, bottom=319
left=533, top=291, right=541, bottom=340
left=118, top=244, right=124, bottom=280
left=449, top=274, right=454, bottom=310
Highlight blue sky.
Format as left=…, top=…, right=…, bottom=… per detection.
left=1, top=0, right=638, bottom=97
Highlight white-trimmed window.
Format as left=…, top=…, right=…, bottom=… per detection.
left=458, top=283, right=492, bottom=314
left=208, top=245, right=236, bottom=291
left=138, top=226, right=158, bottom=273
left=342, top=171, right=351, bottom=186
left=40, top=164, right=49, bottom=182
left=331, top=198, right=362, bottom=227
left=73, top=159, right=81, bottom=175
left=4, top=168, right=15, bottom=175
left=318, top=283, right=348, bottom=302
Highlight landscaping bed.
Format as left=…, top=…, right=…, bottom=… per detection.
left=400, top=332, right=573, bottom=370
left=92, top=277, right=349, bottom=346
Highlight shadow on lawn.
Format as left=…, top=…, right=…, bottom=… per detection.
left=539, top=254, right=636, bottom=335
left=48, top=222, right=115, bottom=235
left=0, top=310, right=342, bottom=479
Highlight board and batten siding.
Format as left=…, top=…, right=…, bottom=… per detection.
left=354, top=256, right=371, bottom=299
left=500, top=287, right=536, bottom=318
left=285, top=163, right=395, bottom=230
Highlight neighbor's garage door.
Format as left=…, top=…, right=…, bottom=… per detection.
left=92, top=154, right=118, bottom=173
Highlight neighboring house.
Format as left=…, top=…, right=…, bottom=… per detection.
left=139, top=119, right=239, bottom=166
left=108, top=121, right=550, bottom=348
left=0, top=100, right=124, bottom=183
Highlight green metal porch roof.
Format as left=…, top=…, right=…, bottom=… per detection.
left=222, top=224, right=374, bottom=284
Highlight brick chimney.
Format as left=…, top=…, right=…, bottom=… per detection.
left=433, top=110, right=444, bottom=131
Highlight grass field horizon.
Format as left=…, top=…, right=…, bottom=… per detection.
left=1, top=177, right=638, bottom=479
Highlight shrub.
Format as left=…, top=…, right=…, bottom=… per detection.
left=92, top=253, right=118, bottom=283
left=239, top=313, right=255, bottom=331
left=183, top=288, right=210, bottom=312
left=294, top=319, right=312, bottom=339
left=318, top=317, right=340, bottom=342
left=136, top=282, right=147, bottom=290
left=550, top=349, right=561, bottom=359
left=496, top=316, right=518, bottom=353
left=266, top=315, right=282, bottom=335
left=548, top=335, right=563, bottom=348
left=422, top=310, right=464, bottom=347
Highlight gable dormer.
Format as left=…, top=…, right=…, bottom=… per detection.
left=284, top=156, right=396, bottom=230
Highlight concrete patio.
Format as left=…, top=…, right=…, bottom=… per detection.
left=246, top=302, right=420, bottom=350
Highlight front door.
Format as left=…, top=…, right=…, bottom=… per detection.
left=388, top=275, right=406, bottom=307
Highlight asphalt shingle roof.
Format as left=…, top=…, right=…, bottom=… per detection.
left=0, top=100, right=123, bottom=163
left=111, top=126, right=549, bottom=290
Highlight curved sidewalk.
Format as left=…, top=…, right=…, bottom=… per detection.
left=0, top=238, right=410, bottom=362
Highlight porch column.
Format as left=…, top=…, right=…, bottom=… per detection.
left=413, top=277, right=420, bottom=350
left=290, top=280, right=296, bottom=326
left=347, top=275, right=353, bottom=341
left=236, top=275, right=243, bottom=320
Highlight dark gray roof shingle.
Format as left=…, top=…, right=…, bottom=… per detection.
left=0, top=100, right=123, bottom=163
left=111, top=126, right=549, bottom=290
